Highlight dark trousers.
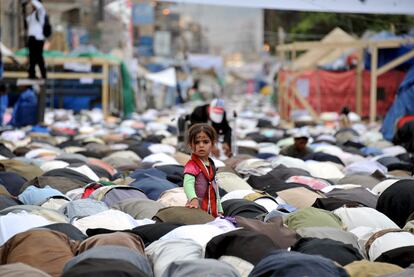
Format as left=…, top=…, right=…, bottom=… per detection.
left=28, top=36, right=47, bottom=79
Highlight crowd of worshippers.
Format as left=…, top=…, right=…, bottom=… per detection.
left=0, top=104, right=414, bottom=276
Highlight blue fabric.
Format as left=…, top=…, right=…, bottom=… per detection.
left=144, top=63, right=167, bottom=73
left=167, top=125, right=177, bottom=135
left=0, top=61, right=3, bottom=79
left=139, top=36, right=153, bottom=46
left=63, top=199, right=109, bottom=221
left=264, top=209, right=290, bottom=222
left=10, top=88, right=38, bottom=127
left=31, top=125, right=49, bottom=133
left=60, top=96, right=98, bottom=111
left=165, top=86, right=176, bottom=107
left=364, top=32, right=414, bottom=70
left=0, top=172, right=27, bottom=196
left=360, top=147, right=383, bottom=156
left=0, top=194, right=20, bottom=210
left=137, top=46, right=153, bottom=57
left=130, top=176, right=177, bottom=200
left=256, top=153, right=277, bottom=159
left=0, top=94, right=8, bottom=125
left=277, top=204, right=298, bottom=213
left=129, top=168, right=167, bottom=181
left=18, top=185, right=66, bottom=205
left=381, top=65, right=414, bottom=140
left=142, top=142, right=152, bottom=148
left=249, top=250, right=348, bottom=277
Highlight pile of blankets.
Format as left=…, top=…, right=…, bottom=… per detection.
left=0, top=104, right=413, bottom=277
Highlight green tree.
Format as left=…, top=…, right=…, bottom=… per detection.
left=291, top=12, right=414, bottom=37
left=264, top=10, right=414, bottom=44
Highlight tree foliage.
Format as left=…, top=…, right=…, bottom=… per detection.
left=291, top=12, right=414, bottom=36
left=264, top=10, right=414, bottom=43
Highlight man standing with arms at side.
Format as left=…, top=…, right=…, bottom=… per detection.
left=23, top=0, right=47, bottom=79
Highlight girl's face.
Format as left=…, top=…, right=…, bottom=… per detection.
left=191, top=131, right=213, bottom=161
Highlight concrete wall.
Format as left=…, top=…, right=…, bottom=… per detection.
left=174, top=3, right=263, bottom=55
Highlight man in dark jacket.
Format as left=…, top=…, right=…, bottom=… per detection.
left=190, top=98, right=232, bottom=157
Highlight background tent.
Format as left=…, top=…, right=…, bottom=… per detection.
left=292, top=28, right=357, bottom=71
left=381, top=65, right=414, bottom=140
left=365, top=32, right=414, bottom=71
left=279, top=69, right=405, bottom=118
left=278, top=28, right=407, bottom=118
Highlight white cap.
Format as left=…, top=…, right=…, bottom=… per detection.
left=293, top=129, right=310, bottom=139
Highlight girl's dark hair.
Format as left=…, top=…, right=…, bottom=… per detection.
left=187, top=123, right=217, bottom=145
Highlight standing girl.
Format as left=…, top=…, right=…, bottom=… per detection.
left=183, top=123, right=223, bottom=217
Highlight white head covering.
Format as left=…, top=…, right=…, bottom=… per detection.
left=293, top=129, right=310, bottom=139
left=209, top=98, right=225, bottom=123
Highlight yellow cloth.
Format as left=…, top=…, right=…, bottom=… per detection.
left=345, top=260, right=403, bottom=277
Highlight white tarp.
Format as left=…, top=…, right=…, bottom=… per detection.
left=157, top=0, right=414, bottom=15
left=146, top=67, right=177, bottom=87
left=0, top=42, right=14, bottom=57
left=63, top=62, right=92, bottom=72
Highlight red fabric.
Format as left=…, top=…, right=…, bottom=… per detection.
left=397, top=115, right=414, bottom=129
left=183, top=160, right=201, bottom=176
left=81, top=187, right=95, bottom=199
left=209, top=106, right=224, bottom=114
left=81, top=183, right=103, bottom=199
left=190, top=154, right=218, bottom=217
left=279, top=69, right=405, bottom=117
left=53, top=128, right=77, bottom=136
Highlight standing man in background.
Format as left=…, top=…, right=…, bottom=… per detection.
left=23, top=0, right=47, bottom=79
